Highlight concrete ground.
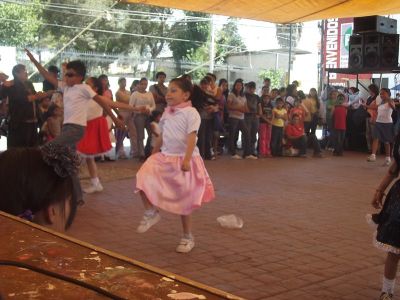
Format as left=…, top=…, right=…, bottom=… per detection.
left=68, top=151, right=392, bottom=299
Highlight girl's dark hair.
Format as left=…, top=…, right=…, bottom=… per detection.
left=231, top=79, right=244, bottom=96
left=368, top=84, right=379, bottom=96
left=206, top=73, right=217, bottom=81
left=47, top=103, right=59, bottom=117
left=170, top=77, right=194, bottom=98
left=66, top=60, right=86, bottom=79
left=218, top=78, right=227, bottom=87
left=297, top=90, right=306, bottom=100
left=150, top=110, right=163, bottom=122
left=381, top=88, right=391, bottom=97
left=118, top=77, right=126, bottom=84
left=200, top=78, right=209, bottom=86
left=0, top=147, right=77, bottom=230
left=87, top=77, right=104, bottom=96
left=286, top=84, right=297, bottom=97
left=139, top=77, right=148, bottom=83
left=218, top=78, right=229, bottom=99
left=308, top=88, right=321, bottom=110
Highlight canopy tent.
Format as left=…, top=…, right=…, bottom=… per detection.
left=122, top=0, right=400, bottom=23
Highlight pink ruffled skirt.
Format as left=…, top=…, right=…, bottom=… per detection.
left=136, top=153, right=215, bottom=215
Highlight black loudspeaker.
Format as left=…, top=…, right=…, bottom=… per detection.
left=349, top=35, right=363, bottom=69
left=381, top=34, right=400, bottom=68
left=354, top=15, right=397, bottom=35
left=363, top=33, right=399, bottom=69
left=349, top=33, right=399, bottom=69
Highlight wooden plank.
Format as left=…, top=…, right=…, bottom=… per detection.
left=0, top=211, right=243, bottom=300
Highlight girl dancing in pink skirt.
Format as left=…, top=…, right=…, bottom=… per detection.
left=135, top=77, right=215, bottom=253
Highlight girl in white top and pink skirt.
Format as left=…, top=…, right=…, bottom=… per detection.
left=135, top=77, right=215, bottom=253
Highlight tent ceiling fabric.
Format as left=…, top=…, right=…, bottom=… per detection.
left=122, top=0, right=400, bottom=23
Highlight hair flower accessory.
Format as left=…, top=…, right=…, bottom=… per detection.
left=40, top=143, right=80, bottom=178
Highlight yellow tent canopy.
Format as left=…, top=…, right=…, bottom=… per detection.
left=123, top=0, right=400, bottom=23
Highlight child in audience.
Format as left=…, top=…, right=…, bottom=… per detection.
left=42, top=104, right=63, bottom=142
left=332, top=94, right=347, bottom=156
left=271, top=98, right=287, bottom=156
left=259, top=94, right=273, bottom=158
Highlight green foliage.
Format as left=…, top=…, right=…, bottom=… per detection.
left=215, top=18, right=246, bottom=63
left=39, top=1, right=169, bottom=57
left=0, top=0, right=42, bottom=47
left=258, top=69, right=285, bottom=88
left=169, top=12, right=210, bottom=61
left=185, top=45, right=208, bottom=80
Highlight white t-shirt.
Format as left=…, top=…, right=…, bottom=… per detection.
left=129, top=91, right=155, bottom=114
left=58, top=82, right=97, bottom=126
left=86, top=100, right=103, bottom=121
left=159, top=106, right=200, bottom=156
left=227, top=92, right=246, bottom=120
left=376, top=102, right=393, bottom=123
left=285, top=96, right=295, bottom=107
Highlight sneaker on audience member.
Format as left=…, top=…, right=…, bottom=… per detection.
left=83, top=182, right=103, bottom=194
left=379, top=292, right=393, bottom=300
left=384, top=157, right=391, bottom=166
left=176, top=238, right=195, bottom=253
left=136, top=212, right=161, bottom=233
left=367, top=154, right=376, bottom=162
left=245, top=155, right=258, bottom=160
left=231, top=154, right=242, bottom=160
left=117, top=153, right=128, bottom=160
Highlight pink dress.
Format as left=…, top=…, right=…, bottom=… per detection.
left=136, top=101, right=215, bottom=215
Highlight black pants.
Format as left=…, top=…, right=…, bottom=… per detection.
left=7, top=121, right=38, bottom=149
left=290, top=136, right=307, bottom=155
left=271, top=125, right=284, bottom=156
left=197, top=118, right=214, bottom=159
left=244, top=115, right=259, bottom=156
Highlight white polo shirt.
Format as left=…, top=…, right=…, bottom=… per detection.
left=58, top=82, right=96, bottom=126
left=159, top=106, right=200, bottom=156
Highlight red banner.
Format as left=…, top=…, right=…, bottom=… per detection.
left=323, top=18, right=371, bottom=85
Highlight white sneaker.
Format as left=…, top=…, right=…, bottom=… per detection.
left=245, top=155, right=258, bottom=160
left=136, top=212, right=161, bottom=233
left=83, top=183, right=103, bottom=194
left=367, top=154, right=376, bottom=162
left=176, top=238, right=195, bottom=253
left=231, top=154, right=242, bottom=159
left=384, top=158, right=391, bottom=166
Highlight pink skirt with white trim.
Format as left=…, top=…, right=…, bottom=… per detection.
left=136, top=152, right=215, bottom=215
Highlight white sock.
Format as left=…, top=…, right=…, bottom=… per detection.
left=183, top=233, right=193, bottom=240
left=371, top=154, right=376, bottom=157
left=386, top=156, right=391, bottom=161
left=382, top=277, right=395, bottom=295
left=91, top=177, right=100, bottom=186
left=144, top=208, right=156, bottom=217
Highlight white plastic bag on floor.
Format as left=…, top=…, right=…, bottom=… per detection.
left=217, top=214, right=243, bottom=229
